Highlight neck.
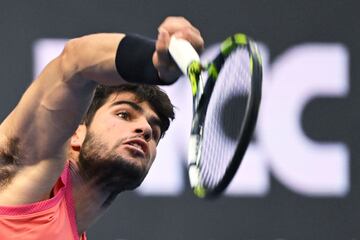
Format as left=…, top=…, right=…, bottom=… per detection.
left=68, top=161, right=120, bottom=234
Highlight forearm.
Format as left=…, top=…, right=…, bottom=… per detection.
left=63, top=33, right=126, bottom=86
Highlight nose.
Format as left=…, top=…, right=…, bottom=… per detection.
left=135, top=119, right=152, bottom=142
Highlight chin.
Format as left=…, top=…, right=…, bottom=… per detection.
left=79, top=153, right=149, bottom=192
left=78, top=132, right=152, bottom=192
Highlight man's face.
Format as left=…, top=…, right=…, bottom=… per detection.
left=77, top=92, right=162, bottom=192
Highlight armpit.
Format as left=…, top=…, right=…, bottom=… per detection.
left=0, top=137, right=21, bottom=188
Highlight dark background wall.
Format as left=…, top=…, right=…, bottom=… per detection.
left=0, top=1, right=359, bottom=239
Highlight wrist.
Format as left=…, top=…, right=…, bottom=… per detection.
left=115, top=34, right=176, bottom=85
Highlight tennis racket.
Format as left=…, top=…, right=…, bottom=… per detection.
left=169, top=33, right=262, bottom=198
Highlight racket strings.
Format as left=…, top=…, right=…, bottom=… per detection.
left=198, top=47, right=252, bottom=189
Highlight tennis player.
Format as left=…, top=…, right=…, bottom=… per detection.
left=0, top=16, right=204, bottom=240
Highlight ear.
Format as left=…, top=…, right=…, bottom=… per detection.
left=70, top=124, right=87, bottom=151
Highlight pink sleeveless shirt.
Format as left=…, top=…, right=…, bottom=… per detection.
left=0, top=164, right=87, bottom=240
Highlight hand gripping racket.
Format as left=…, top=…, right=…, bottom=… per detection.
left=169, top=34, right=263, bottom=198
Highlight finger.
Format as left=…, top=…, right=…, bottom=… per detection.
left=158, top=16, right=204, bottom=53
left=158, top=16, right=195, bottom=35
left=153, top=27, right=182, bottom=81
left=154, top=27, right=172, bottom=65
left=173, top=27, right=204, bottom=53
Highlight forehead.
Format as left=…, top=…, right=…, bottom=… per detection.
left=106, top=92, right=138, bottom=104
left=102, top=92, right=156, bottom=115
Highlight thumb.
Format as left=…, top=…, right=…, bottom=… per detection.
left=155, top=27, right=171, bottom=64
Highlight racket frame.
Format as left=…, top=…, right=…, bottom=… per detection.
left=169, top=34, right=263, bottom=198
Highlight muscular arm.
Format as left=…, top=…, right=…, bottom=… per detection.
left=0, top=33, right=126, bottom=204
left=0, top=17, right=204, bottom=205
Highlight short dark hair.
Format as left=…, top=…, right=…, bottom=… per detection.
left=82, top=84, right=175, bottom=138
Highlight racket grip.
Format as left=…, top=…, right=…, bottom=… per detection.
left=169, top=36, right=201, bottom=75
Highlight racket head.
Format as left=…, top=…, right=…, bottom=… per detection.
left=188, top=34, right=263, bottom=198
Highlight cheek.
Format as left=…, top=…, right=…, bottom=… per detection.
left=104, top=119, right=128, bottom=139
left=105, top=119, right=118, bottom=131
left=90, top=118, right=116, bottom=139
left=88, top=122, right=118, bottom=149
left=149, top=144, right=157, bottom=163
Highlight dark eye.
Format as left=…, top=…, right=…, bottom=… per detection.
left=117, top=111, right=130, bottom=120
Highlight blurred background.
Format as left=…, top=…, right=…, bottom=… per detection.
left=0, top=0, right=359, bottom=239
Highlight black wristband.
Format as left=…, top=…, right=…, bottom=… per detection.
left=115, top=34, right=174, bottom=85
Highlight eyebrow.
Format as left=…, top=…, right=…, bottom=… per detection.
left=110, top=100, right=162, bottom=131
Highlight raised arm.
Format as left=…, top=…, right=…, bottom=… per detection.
left=0, top=33, right=128, bottom=204
left=0, top=17, right=204, bottom=205
left=2, top=34, right=128, bottom=154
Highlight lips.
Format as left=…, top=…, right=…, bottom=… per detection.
left=123, top=138, right=148, bottom=157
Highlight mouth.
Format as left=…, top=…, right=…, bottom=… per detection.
left=123, top=138, right=148, bottom=157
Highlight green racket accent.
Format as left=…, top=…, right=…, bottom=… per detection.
left=221, top=33, right=248, bottom=56
left=207, top=63, right=219, bottom=79
left=220, top=37, right=235, bottom=56
left=194, top=185, right=206, bottom=198
left=250, top=56, right=254, bottom=74
left=234, top=33, right=247, bottom=45
left=188, top=61, right=202, bottom=96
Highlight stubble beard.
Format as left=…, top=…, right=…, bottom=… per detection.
left=77, top=131, right=148, bottom=193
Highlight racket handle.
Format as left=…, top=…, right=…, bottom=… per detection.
left=169, top=36, right=201, bottom=75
